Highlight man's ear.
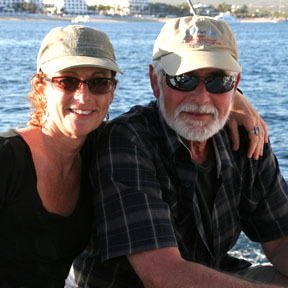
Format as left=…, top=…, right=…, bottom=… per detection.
left=149, top=64, right=160, bottom=99
left=231, top=73, right=241, bottom=102
left=234, top=73, right=241, bottom=92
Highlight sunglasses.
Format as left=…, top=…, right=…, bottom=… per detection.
left=45, top=76, right=117, bottom=94
left=165, top=72, right=236, bottom=94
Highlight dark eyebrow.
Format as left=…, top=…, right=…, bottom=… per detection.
left=186, top=71, right=228, bottom=78
left=210, top=71, right=228, bottom=76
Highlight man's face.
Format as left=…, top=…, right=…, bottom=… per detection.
left=158, top=68, right=237, bottom=142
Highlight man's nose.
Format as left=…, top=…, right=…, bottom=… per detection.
left=188, top=81, right=211, bottom=104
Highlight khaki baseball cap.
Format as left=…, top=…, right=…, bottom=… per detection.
left=37, top=25, right=123, bottom=75
left=152, top=16, right=242, bottom=76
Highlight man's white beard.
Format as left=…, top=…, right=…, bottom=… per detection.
left=158, top=90, right=232, bottom=142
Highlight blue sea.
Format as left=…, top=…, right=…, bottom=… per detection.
left=0, top=18, right=288, bottom=266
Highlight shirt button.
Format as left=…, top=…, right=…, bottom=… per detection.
left=184, top=183, right=191, bottom=188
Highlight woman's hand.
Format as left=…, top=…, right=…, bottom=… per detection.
left=228, top=90, right=268, bottom=160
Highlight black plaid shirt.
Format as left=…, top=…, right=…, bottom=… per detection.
left=68, top=100, right=288, bottom=288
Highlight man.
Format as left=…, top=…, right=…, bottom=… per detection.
left=68, top=16, right=288, bottom=287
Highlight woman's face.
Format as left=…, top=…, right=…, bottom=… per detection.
left=42, top=67, right=115, bottom=139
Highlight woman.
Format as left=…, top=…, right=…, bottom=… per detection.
left=0, top=25, right=123, bottom=287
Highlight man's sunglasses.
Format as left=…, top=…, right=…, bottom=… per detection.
left=45, top=76, right=117, bottom=94
left=165, top=72, right=236, bottom=94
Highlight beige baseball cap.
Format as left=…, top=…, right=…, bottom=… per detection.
left=152, top=16, right=242, bottom=76
left=37, top=25, right=123, bottom=75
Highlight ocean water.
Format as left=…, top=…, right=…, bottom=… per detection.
left=0, top=18, right=288, bottom=266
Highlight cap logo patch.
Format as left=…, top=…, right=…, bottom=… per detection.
left=182, top=27, right=221, bottom=46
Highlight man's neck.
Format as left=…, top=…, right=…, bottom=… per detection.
left=182, top=138, right=210, bottom=166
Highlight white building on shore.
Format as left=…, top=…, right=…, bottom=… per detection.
left=82, top=0, right=148, bottom=15
left=42, top=0, right=87, bottom=15
left=0, top=0, right=148, bottom=15
left=0, top=0, right=42, bottom=9
left=0, top=0, right=19, bottom=8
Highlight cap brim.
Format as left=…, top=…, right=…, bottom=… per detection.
left=40, top=56, right=124, bottom=75
left=161, top=50, right=242, bottom=76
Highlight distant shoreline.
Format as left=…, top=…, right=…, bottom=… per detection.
left=0, top=14, right=160, bottom=22
left=0, top=14, right=286, bottom=23
left=239, top=17, right=287, bottom=23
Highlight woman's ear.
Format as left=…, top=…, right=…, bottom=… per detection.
left=31, top=75, right=46, bottom=96
left=109, top=90, right=114, bottom=105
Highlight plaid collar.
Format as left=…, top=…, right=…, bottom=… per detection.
left=155, top=100, right=235, bottom=178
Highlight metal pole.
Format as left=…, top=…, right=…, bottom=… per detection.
left=186, top=0, right=197, bottom=16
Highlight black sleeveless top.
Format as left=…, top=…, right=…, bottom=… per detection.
left=0, top=129, right=98, bottom=288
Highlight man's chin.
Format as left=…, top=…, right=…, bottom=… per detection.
left=178, top=131, right=213, bottom=142
left=174, top=121, right=221, bottom=142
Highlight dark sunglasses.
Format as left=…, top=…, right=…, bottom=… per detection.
left=165, top=72, right=236, bottom=94
left=45, top=76, right=117, bottom=94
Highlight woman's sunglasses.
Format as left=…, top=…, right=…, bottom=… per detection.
left=165, top=72, right=236, bottom=94
left=45, top=76, right=117, bottom=94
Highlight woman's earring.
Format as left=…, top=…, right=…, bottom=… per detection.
left=42, top=108, right=49, bottom=125
left=106, top=113, right=110, bottom=123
